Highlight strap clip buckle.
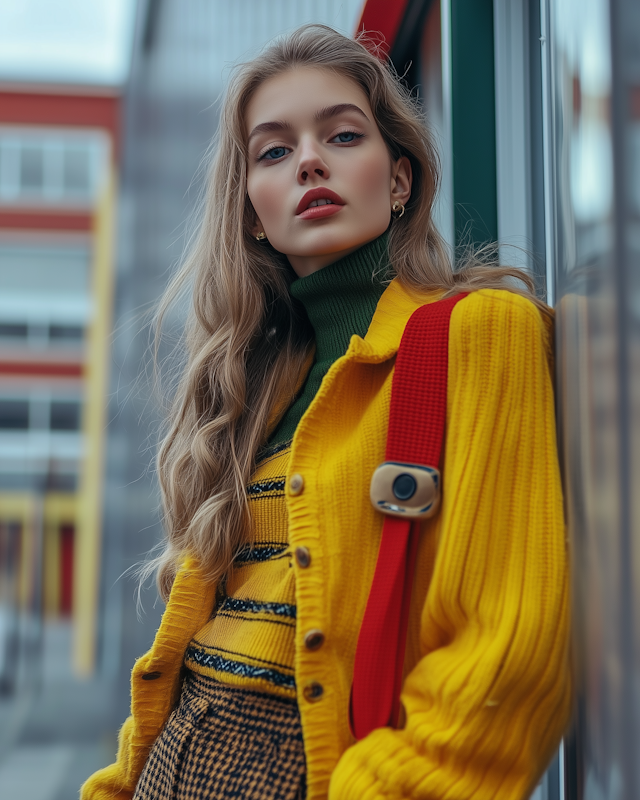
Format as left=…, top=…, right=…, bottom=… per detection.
left=370, top=461, right=441, bottom=519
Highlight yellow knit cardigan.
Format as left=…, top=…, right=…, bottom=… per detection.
left=82, top=283, right=571, bottom=800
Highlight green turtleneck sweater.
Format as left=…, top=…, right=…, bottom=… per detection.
left=271, top=234, right=390, bottom=445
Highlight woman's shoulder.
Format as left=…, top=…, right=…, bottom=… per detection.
left=455, top=287, right=552, bottom=324
left=451, top=287, right=554, bottom=354
left=442, top=289, right=555, bottom=385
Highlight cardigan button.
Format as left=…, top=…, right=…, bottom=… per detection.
left=289, top=473, right=304, bottom=496
left=304, top=629, right=325, bottom=651
left=295, top=546, right=311, bottom=568
left=141, top=671, right=162, bottom=681
left=302, top=681, right=324, bottom=702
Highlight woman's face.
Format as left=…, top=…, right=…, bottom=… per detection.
left=245, top=66, right=412, bottom=277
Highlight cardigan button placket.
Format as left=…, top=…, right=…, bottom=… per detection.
left=295, top=546, right=311, bottom=568
left=304, top=629, right=325, bottom=651
left=289, top=473, right=304, bottom=496
left=302, top=681, right=324, bottom=702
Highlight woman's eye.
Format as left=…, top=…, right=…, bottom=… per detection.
left=331, top=131, right=363, bottom=144
left=260, top=146, right=289, bottom=161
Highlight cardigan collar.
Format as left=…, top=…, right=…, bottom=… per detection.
left=265, top=278, right=443, bottom=436
left=352, top=277, right=443, bottom=360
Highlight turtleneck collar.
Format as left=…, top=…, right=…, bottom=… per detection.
left=268, top=233, right=391, bottom=447
left=289, top=233, right=390, bottom=367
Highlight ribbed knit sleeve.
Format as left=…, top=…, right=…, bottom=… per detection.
left=329, top=290, right=571, bottom=800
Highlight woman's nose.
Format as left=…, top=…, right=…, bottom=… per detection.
left=296, top=139, right=330, bottom=184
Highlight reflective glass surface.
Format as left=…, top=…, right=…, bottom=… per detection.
left=547, top=0, right=640, bottom=795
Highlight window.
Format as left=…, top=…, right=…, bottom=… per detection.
left=49, top=324, right=84, bottom=343
left=0, top=129, right=108, bottom=207
left=0, top=321, right=84, bottom=346
left=20, top=145, right=44, bottom=191
left=0, top=400, right=29, bottom=430
left=63, top=147, right=91, bottom=194
left=0, top=244, right=90, bottom=300
left=0, top=323, right=28, bottom=339
left=0, top=397, right=82, bottom=432
left=50, top=401, right=81, bottom=432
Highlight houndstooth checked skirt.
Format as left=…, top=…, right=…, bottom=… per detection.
left=133, top=672, right=306, bottom=800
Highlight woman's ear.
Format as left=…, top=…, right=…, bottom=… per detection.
left=251, top=215, right=266, bottom=238
left=246, top=197, right=265, bottom=238
left=390, top=156, right=412, bottom=207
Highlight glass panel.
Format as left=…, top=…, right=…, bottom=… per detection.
left=49, top=324, right=84, bottom=343
left=549, top=0, right=619, bottom=792
left=63, top=146, right=91, bottom=194
left=418, top=0, right=454, bottom=246
left=0, top=245, right=90, bottom=297
left=545, top=0, right=640, bottom=795
left=19, top=144, right=44, bottom=192
left=0, top=129, right=107, bottom=206
left=49, top=401, right=81, bottom=432
left=0, top=323, right=28, bottom=339
left=0, top=400, right=29, bottom=430
left=0, top=520, right=22, bottom=694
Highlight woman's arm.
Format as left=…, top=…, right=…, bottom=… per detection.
left=330, top=289, right=571, bottom=800
left=80, top=716, right=138, bottom=800
left=80, top=557, right=217, bottom=800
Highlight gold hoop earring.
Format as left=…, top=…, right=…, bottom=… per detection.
left=255, top=231, right=267, bottom=241
left=392, top=201, right=405, bottom=219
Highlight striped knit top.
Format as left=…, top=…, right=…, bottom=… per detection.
left=185, top=441, right=297, bottom=697
left=185, top=236, right=389, bottom=696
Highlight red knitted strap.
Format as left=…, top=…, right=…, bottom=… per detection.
left=350, top=293, right=467, bottom=741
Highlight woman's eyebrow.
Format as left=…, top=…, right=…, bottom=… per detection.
left=248, top=120, right=293, bottom=143
left=314, top=103, right=370, bottom=123
left=248, top=103, right=370, bottom=144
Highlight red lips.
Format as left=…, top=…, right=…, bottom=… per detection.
left=295, top=187, right=345, bottom=217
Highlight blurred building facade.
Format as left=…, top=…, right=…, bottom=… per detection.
left=0, top=86, right=120, bottom=691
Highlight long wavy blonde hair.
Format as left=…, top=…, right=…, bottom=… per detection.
left=150, top=24, right=547, bottom=600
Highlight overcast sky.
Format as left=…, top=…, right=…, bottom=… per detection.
left=0, top=0, right=137, bottom=85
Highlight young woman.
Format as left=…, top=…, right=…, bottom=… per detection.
left=83, top=24, right=570, bottom=800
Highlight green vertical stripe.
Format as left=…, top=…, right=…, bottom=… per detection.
left=450, top=0, right=498, bottom=249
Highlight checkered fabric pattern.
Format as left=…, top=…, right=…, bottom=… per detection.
left=133, top=671, right=306, bottom=800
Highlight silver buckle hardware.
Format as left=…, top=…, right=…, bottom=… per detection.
left=369, top=461, right=441, bottom=519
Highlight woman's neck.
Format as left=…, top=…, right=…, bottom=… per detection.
left=289, top=233, right=390, bottom=365
left=268, top=233, right=390, bottom=446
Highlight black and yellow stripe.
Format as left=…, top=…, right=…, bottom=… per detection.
left=186, top=443, right=297, bottom=698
